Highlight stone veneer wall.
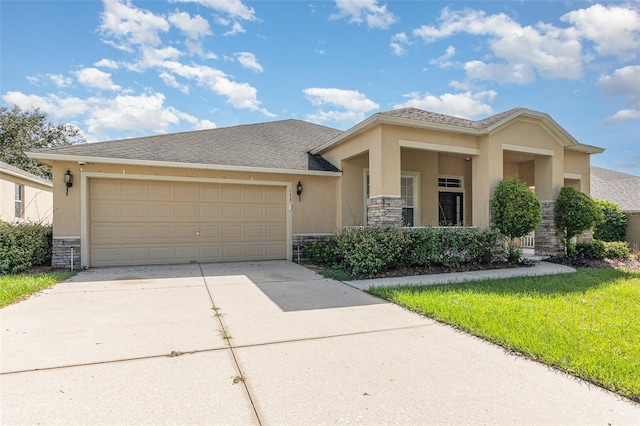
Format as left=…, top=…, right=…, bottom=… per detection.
left=535, top=201, right=565, bottom=257
left=52, top=237, right=81, bottom=270
left=292, top=234, right=334, bottom=263
left=367, top=196, right=403, bottom=228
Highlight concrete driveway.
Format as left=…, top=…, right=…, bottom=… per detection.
left=1, top=261, right=638, bottom=425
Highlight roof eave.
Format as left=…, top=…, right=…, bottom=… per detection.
left=0, top=167, right=53, bottom=187
left=311, top=113, right=483, bottom=155
left=25, top=152, right=342, bottom=177
left=567, top=144, right=605, bottom=154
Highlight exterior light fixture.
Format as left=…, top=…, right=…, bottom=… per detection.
left=296, top=181, right=303, bottom=201
left=64, top=169, right=74, bottom=195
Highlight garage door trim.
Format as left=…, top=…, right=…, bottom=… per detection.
left=80, top=172, right=293, bottom=268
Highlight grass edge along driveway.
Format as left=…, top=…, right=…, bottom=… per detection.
left=368, top=268, right=640, bottom=403
left=0, top=271, right=76, bottom=308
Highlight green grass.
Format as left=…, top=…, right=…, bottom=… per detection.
left=369, top=268, right=640, bottom=402
left=0, top=271, right=76, bottom=308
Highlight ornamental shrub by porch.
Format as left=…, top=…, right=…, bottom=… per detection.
left=554, top=187, right=603, bottom=255
left=0, top=221, right=52, bottom=274
left=593, top=199, right=627, bottom=242
left=492, top=178, right=541, bottom=262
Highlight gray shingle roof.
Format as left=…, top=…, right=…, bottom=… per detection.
left=37, top=119, right=342, bottom=172
left=591, top=166, right=640, bottom=212
left=378, top=107, right=526, bottom=129
left=0, top=160, right=52, bottom=184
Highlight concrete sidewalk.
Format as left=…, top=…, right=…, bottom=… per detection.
left=346, top=261, right=576, bottom=290
left=1, top=261, right=638, bottom=425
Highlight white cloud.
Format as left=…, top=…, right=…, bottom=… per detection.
left=159, top=72, right=189, bottom=94
left=75, top=68, right=121, bottom=91
left=464, top=61, right=535, bottom=84
left=598, top=65, right=640, bottom=105
left=234, top=52, right=263, bottom=72
left=605, top=109, right=640, bottom=125
left=390, top=32, right=409, bottom=56
left=429, top=45, right=456, bottom=68
left=224, top=21, right=246, bottom=36
left=169, top=11, right=211, bottom=39
left=100, top=0, right=170, bottom=48
left=193, top=119, right=217, bottom=130
left=394, top=90, right=496, bottom=119
left=1, top=90, right=217, bottom=140
left=413, top=7, right=583, bottom=83
left=599, top=65, right=640, bottom=124
left=331, top=0, right=397, bottom=30
left=170, top=0, right=256, bottom=21
left=303, top=87, right=379, bottom=125
left=561, top=4, right=640, bottom=60
left=94, top=58, right=119, bottom=69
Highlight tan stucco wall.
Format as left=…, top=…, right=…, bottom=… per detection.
left=50, top=162, right=339, bottom=238
left=626, top=213, right=640, bottom=249
left=564, top=150, right=591, bottom=195
left=0, top=171, right=53, bottom=223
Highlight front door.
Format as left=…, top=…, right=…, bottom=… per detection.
left=438, top=192, right=463, bottom=226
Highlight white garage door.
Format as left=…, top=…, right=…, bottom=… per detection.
left=89, top=178, right=287, bottom=267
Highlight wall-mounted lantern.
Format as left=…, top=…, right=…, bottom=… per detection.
left=296, top=181, right=303, bottom=201
left=64, top=169, right=73, bottom=196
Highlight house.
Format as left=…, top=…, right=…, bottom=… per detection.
left=27, top=107, right=603, bottom=269
left=0, top=160, right=53, bottom=224
left=590, top=166, right=640, bottom=248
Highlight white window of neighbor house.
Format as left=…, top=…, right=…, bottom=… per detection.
left=15, top=184, right=23, bottom=218
left=364, top=171, right=420, bottom=226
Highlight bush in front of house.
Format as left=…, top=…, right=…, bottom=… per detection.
left=575, top=240, right=606, bottom=260
left=602, top=241, right=632, bottom=259
left=554, top=186, right=603, bottom=255
left=0, top=221, right=52, bottom=274
left=303, top=226, right=501, bottom=278
left=492, top=178, right=542, bottom=262
left=593, top=199, right=627, bottom=242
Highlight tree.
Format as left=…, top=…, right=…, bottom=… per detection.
left=554, top=186, right=603, bottom=255
left=593, top=199, right=627, bottom=242
left=492, top=178, right=542, bottom=262
left=0, top=105, right=84, bottom=178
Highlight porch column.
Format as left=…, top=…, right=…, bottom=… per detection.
left=367, top=137, right=402, bottom=227
left=472, top=136, right=502, bottom=228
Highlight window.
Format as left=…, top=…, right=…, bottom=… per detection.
left=401, top=176, right=415, bottom=227
left=438, top=177, right=462, bottom=188
left=365, top=171, right=419, bottom=226
left=15, top=184, right=23, bottom=218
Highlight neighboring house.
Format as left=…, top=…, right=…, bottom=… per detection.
left=590, top=166, right=640, bottom=248
left=0, top=161, right=53, bottom=224
left=27, top=107, right=603, bottom=269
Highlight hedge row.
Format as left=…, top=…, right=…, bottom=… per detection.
left=304, top=227, right=501, bottom=278
left=0, top=221, right=52, bottom=274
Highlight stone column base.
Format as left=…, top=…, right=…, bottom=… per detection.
left=535, top=201, right=565, bottom=257
left=52, top=237, right=81, bottom=270
left=367, top=196, right=403, bottom=228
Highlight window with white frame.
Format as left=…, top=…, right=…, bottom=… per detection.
left=15, top=184, right=23, bottom=218
left=365, top=171, right=419, bottom=226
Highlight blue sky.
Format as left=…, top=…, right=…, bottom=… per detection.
left=1, top=0, right=639, bottom=175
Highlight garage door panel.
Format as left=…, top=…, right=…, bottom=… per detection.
left=89, top=179, right=287, bottom=266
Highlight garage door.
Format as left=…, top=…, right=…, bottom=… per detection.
left=89, top=179, right=287, bottom=267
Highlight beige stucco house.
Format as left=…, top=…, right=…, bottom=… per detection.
left=0, top=161, right=53, bottom=224
left=27, top=107, right=603, bottom=269
left=590, top=166, right=640, bottom=248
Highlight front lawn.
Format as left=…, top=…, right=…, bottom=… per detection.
left=369, top=268, right=640, bottom=402
left=0, top=271, right=76, bottom=308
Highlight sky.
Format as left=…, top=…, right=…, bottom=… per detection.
left=1, top=0, right=639, bottom=175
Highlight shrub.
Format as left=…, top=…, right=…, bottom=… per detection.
left=0, top=221, right=53, bottom=274
left=554, top=187, right=603, bottom=255
left=575, top=240, right=606, bottom=260
left=492, top=178, right=541, bottom=263
left=305, top=227, right=500, bottom=278
left=603, top=241, right=631, bottom=259
left=593, top=199, right=627, bottom=242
